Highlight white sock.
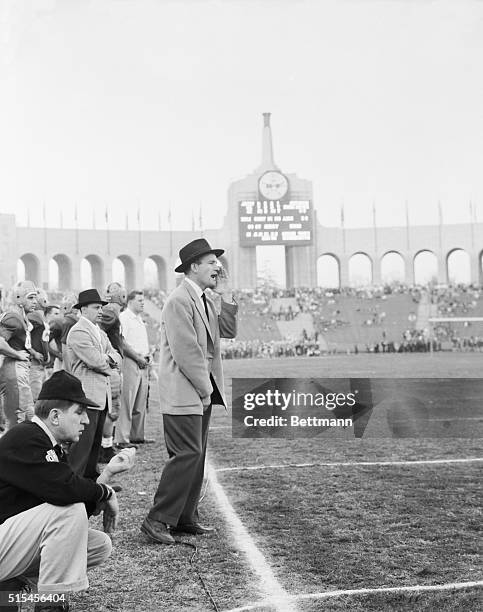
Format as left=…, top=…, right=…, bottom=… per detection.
left=101, top=436, right=113, bottom=448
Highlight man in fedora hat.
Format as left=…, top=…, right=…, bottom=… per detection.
left=141, top=238, right=237, bottom=544
left=0, top=370, right=135, bottom=612
left=65, top=290, right=122, bottom=479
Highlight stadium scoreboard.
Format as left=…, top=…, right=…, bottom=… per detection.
left=238, top=199, right=313, bottom=246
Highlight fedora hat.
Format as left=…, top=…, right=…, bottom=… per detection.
left=175, top=238, right=224, bottom=273
left=38, top=370, right=100, bottom=407
left=73, top=288, right=108, bottom=309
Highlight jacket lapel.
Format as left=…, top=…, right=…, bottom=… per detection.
left=182, top=280, right=214, bottom=343
left=79, top=316, right=103, bottom=351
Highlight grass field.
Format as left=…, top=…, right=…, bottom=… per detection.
left=64, top=353, right=482, bottom=612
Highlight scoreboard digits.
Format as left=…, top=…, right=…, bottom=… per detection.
left=239, top=200, right=313, bottom=246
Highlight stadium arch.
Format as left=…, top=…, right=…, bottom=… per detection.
left=414, top=250, right=438, bottom=285
left=82, top=254, right=105, bottom=289
left=349, top=252, right=372, bottom=286
left=317, top=253, right=340, bottom=288
left=381, top=251, right=405, bottom=283
left=51, top=254, right=72, bottom=290
left=113, top=255, right=136, bottom=290
left=447, top=248, right=470, bottom=284
left=144, top=255, right=167, bottom=291
left=19, top=253, right=40, bottom=286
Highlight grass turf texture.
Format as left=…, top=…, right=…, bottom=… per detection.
left=63, top=353, right=482, bottom=612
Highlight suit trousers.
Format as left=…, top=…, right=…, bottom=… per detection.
left=148, top=405, right=212, bottom=526
left=68, top=404, right=107, bottom=479
left=0, top=502, right=111, bottom=593
left=114, top=358, right=148, bottom=444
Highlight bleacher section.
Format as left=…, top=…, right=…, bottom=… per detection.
left=313, top=293, right=418, bottom=351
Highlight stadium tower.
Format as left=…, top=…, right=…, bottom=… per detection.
left=224, top=113, right=317, bottom=289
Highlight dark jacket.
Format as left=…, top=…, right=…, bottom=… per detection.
left=0, top=421, right=110, bottom=524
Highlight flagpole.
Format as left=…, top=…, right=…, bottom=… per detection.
left=74, top=202, right=79, bottom=255
left=168, top=205, right=173, bottom=257
left=372, top=200, right=377, bottom=254
left=405, top=200, right=410, bottom=251
left=340, top=202, right=346, bottom=254
left=105, top=205, right=110, bottom=256
left=137, top=207, right=142, bottom=256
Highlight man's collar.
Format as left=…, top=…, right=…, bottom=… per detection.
left=80, top=315, right=100, bottom=331
left=185, top=277, right=204, bottom=299
left=32, top=415, right=57, bottom=447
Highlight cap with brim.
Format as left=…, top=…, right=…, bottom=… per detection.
left=175, top=238, right=224, bottom=273
left=38, top=370, right=100, bottom=407
left=73, top=288, right=108, bottom=309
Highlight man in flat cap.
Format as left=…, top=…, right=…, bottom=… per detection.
left=0, top=370, right=135, bottom=612
left=65, top=290, right=122, bottom=478
left=141, top=238, right=237, bottom=544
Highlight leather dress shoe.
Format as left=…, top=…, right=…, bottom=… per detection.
left=170, top=523, right=215, bottom=535
left=115, top=442, right=138, bottom=450
left=131, top=438, right=155, bottom=444
left=140, top=517, right=175, bottom=545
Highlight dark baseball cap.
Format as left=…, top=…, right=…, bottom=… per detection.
left=38, top=371, right=100, bottom=407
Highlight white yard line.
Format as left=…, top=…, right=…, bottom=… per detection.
left=206, top=462, right=298, bottom=612
left=216, top=457, right=483, bottom=472
left=222, top=580, right=483, bottom=612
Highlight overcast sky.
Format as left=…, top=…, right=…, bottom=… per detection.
left=1, top=0, right=482, bottom=235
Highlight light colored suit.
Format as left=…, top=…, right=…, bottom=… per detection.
left=158, top=280, right=237, bottom=415
left=66, top=317, right=121, bottom=411
left=65, top=316, right=121, bottom=477
left=147, top=279, right=237, bottom=526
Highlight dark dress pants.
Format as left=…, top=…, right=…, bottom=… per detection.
left=68, top=403, right=108, bottom=479
left=148, top=405, right=212, bottom=526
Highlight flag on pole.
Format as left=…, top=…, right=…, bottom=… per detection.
left=105, top=206, right=109, bottom=225
left=340, top=204, right=345, bottom=228
left=438, top=201, right=443, bottom=225
left=125, top=213, right=129, bottom=230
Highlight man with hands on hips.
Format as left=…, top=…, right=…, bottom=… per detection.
left=141, top=238, right=237, bottom=545
left=0, top=370, right=135, bottom=612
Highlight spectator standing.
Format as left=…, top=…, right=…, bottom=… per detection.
left=65, top=290, right=122, bottom=479
left=0, top=282, right=38, bottom=431
left=115, top=291, right=151, bottom=448
left=27, top=290, right=50, bottom=402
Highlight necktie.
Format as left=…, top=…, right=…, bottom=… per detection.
left=53, top=444, right=66, bottom=462
left=201, top=293, right=209, bottom=320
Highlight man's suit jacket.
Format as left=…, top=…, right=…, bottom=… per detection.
left=159, top=279, right=237, bottom=416
left=65, top=316, right=122, bottom=411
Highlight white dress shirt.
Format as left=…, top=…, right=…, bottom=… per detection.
left=119, top=308, right=149, bottom=355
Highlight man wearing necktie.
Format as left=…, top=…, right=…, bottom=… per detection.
left=0, top=370, right=135, bottom=610
left=141, top=238, right=237, bottom=544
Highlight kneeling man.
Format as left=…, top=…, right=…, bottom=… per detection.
left=0, top=370, right=135, bottom=612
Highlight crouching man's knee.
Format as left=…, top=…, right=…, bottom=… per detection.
left=87, top=529, right=112, bottom=569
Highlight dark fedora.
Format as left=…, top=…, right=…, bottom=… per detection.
left=175, top=238, right=224, bottom=273
left=73, top=289, right=108, bottom=309
left=38, top=370, right=100, bottom=407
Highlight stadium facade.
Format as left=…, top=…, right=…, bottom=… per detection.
left=1, top=114, right=481, bottom=292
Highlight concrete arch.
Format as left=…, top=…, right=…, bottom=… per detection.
left=113, top=255, right=136, bottom=290
left=82, top=255, right=105, bottom=290
left=381, top=250, right=405, bottom=283
left=414, top=250, right=437, bottom=285
left=19, top=253, right=40, bottom=286
left=51, top=254, right=72, bottom=291
left=144, top=255, right=167, bottom=291
left=348, top=252, right=372, bottom=287
left=317, top=253, right=340, bottom=288
left=446, top=248, right=470, bottom=284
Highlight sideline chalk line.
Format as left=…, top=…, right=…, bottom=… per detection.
left=206, top=462, right=298, bottom=612
left=216, top=457, right=483, bottom=472
left=222, top=580, right=483, bottom=612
